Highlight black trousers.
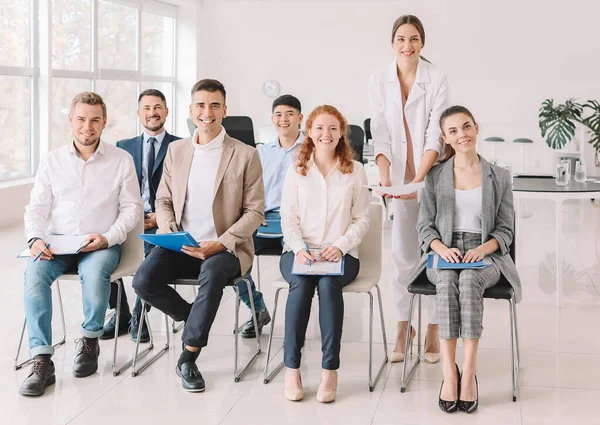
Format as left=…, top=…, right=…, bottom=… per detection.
left=279, top=251, right=360, bottom=370
left=132, top=247, right=240, bottom=348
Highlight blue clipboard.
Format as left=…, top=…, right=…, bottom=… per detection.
left=138, top=231, right=199, bottom=253
left=426, top=253, right=490, bottom=270
left=256, top=219, right=282, bottom=238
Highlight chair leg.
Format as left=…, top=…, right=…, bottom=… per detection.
left=367, top=284, right=389, bottom=392
left=131, top=301, right=169, bottom=377
left=112, top=282, right=123, bottom=375
left=256, top=256, right=261, bottom=292
left=14, top=281, right=67, bottom=370
left=401, top=294, right=422, bottom=393
left=509, top=297, right=520, bottom=402
left=263, top=288, right=284, bottom=384
left=233, top=279, right=262, bottom=383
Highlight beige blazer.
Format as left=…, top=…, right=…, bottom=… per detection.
left=155, top=133, right=265, bottom=275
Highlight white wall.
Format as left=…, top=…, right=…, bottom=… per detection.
left=198, top=0, right=600, bottom=174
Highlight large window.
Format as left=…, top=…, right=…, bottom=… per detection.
left=0, top=0, right=34, bottom=180
left=0, top=0, right=177, bottom=182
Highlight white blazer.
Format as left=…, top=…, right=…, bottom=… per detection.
left=368, top=58, right=449, bottom=184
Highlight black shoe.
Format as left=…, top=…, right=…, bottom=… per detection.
left=129, top=314, right=150, bottom=343
left=73, top=337, right=100, bottom=378
left=438, top=363, right=460, bottom=413
left=19, top=355, right=56, bottom=396
left=240, top=308, right=271, bottom=339
left=100, top=311, right=132, bottom=340
left=176, top=362, right=205, bottom=392
left=459, top=374, right=479, bottom=414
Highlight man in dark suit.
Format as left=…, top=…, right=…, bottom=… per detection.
left=101, top=89, right=181, bottom=342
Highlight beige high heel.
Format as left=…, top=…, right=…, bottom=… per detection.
left=284, top=369, right=304, bottom=401
left=391, top=326, right=416, bottom=363
left=424, top=335, right=440, bottom=364
left=317, top=370, right=337, bottom=403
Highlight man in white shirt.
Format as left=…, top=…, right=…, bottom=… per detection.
left=20, top=92, right=142, bottom=397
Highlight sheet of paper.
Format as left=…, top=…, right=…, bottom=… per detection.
left=292, top=249, right=344, bottom=275
left=18, top=234, right=90, bottom=258
left=365, top=182, right=425, bottom=197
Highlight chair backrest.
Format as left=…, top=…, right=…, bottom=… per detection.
left=222, top=116, right=256, bottom=147
left=348, top=124, right=365, bottom=164
left=110, top=215, right=144, bottom=280
left=364, top=118, right=372, bottom=143
left=357, top=203, right=383, bottom=282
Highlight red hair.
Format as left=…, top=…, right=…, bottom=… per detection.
left=296, top=105, right=355, bottom=176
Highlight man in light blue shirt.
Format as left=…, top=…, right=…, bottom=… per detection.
left=239, top=94, right=304, bottom=338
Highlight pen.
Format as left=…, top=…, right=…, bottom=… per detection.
left=305, top=243, right=312, bottom=266
left=33, top=243, right=51, bottom=262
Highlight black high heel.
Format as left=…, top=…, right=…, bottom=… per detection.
left=438, top=363, right=460, bottom=413
left=459, top=374, right=479, bottom=414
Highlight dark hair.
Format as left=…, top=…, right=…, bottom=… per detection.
left=296, top=105, right=355, bottom=176
left=272, top=94, right=302, bottom=113
left=438, top=105, right=478, bottom=163
left=391, top=15, right=430, bottom=63
left=190, top=79, right=226, bottom=102
left=138, top=89, right=167, bottom=106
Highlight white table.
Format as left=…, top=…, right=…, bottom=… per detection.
left=513, top=176, right=600, bottom=307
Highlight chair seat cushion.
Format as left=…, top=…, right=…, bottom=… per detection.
left=256, top=245, right=283, bottom=256
left=408, top=272, right=514, bottom=300
left=271, top=276, right=377, bottom=293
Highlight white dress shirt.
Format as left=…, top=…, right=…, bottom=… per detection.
left=280, top=159, right=371, bottom=258
left=141, top=130, right=165, bottom=213
left=181, top=127, right=225, bottom=243
left=24, top=141, right=143, bottom=247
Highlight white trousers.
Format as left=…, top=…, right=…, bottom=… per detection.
left=391, top=198, right=438, bottom=324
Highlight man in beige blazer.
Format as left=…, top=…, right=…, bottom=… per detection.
left=133, top=79, right=264, bottom=392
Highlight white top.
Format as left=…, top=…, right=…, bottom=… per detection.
left=280, top=159, right=371, bottom=258
left=24, top=141, right=143, bottom=247
left=181, top=127, right=225, bottom=243
left=141, top=130, right=165, bottom=212
left=453, top=187, right=483, bottom=233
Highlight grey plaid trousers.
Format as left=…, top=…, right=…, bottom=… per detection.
left=426, top=232, right=500, bottom=339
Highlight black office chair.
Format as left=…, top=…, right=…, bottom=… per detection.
left=222, top=116, right=256, bottom=147
left=400, top=239, right=521, bottom=402
left=348, top=124, right=366, bottom=164
left=364, top=118, right=372, bottom=144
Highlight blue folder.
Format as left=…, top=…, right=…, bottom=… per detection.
left=256, top=219, right=282, bottom=238
left=138, top=231, right=199, bottom=253
left=426, top=253, right=490, bottom=270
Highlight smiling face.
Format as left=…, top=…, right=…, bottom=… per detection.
left=138, top=95, right=168, bottom=134
left=392, top=23, right=423, bottom=61
left=189, top=90, right=227, bottom=138
left=272, top=105, right=303, bottom=140
left=68, top=102, right=107, bottom=148
left=441, top=113, right=479, bottom=154
left=307, top=113, right=341, bottom=155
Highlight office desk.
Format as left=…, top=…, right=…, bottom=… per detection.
left=513, top=176, right=600, bottom=307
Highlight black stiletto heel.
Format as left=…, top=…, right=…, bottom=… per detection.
left=438, top=363, right=460, bottom=413
left=459, top=374, right=479, bottom=414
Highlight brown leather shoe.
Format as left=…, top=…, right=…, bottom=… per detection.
left=19, top=355, right=56, bottom=396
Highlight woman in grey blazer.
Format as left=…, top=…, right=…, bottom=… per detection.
left=411, top=106, right=521, bottom=414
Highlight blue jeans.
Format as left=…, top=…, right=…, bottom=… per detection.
left=24, top=245, right=121, bottom=357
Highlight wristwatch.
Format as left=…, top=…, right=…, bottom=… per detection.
left=27, top=237, right=41, bottom=248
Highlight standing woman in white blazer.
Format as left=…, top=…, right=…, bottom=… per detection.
left=368, top=15, right=449, bottom=363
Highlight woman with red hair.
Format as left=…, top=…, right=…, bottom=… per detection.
left=279, top=105, right=370, bottom=403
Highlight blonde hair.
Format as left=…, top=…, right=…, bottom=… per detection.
left=69, top=92, right=107, bottom=118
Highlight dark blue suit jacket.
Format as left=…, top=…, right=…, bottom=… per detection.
left=116, top=131, right=181, bottom=212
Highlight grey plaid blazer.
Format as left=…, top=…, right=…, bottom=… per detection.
left=409, top=156, right=522, bottom=303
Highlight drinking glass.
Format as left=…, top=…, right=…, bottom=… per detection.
left=575, top=160, right=586, bottom=183
left=555, top=161, right=568, bottom=186
left=561, top=159, right=571, bottom=183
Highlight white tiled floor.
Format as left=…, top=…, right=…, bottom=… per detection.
left=1, top=199, right=599, bottom=424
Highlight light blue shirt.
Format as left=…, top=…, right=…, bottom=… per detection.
left=258, top=133, right=304, bottom=213
left=142, top=130, right=166, bottom=212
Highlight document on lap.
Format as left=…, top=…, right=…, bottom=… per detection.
left=137, top=231, right=199, bottom=253
left=292, top=249, right=345, bottom=276
left=364, top=182, right=425, bottom=197
left=426, top=253, right=492, bottom=270
left=17, top=234, right=91, bottom=258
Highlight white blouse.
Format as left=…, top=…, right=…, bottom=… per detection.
left=280, top=159, right=371, bottom=258
left=453, top=187, right=483, bottom=233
